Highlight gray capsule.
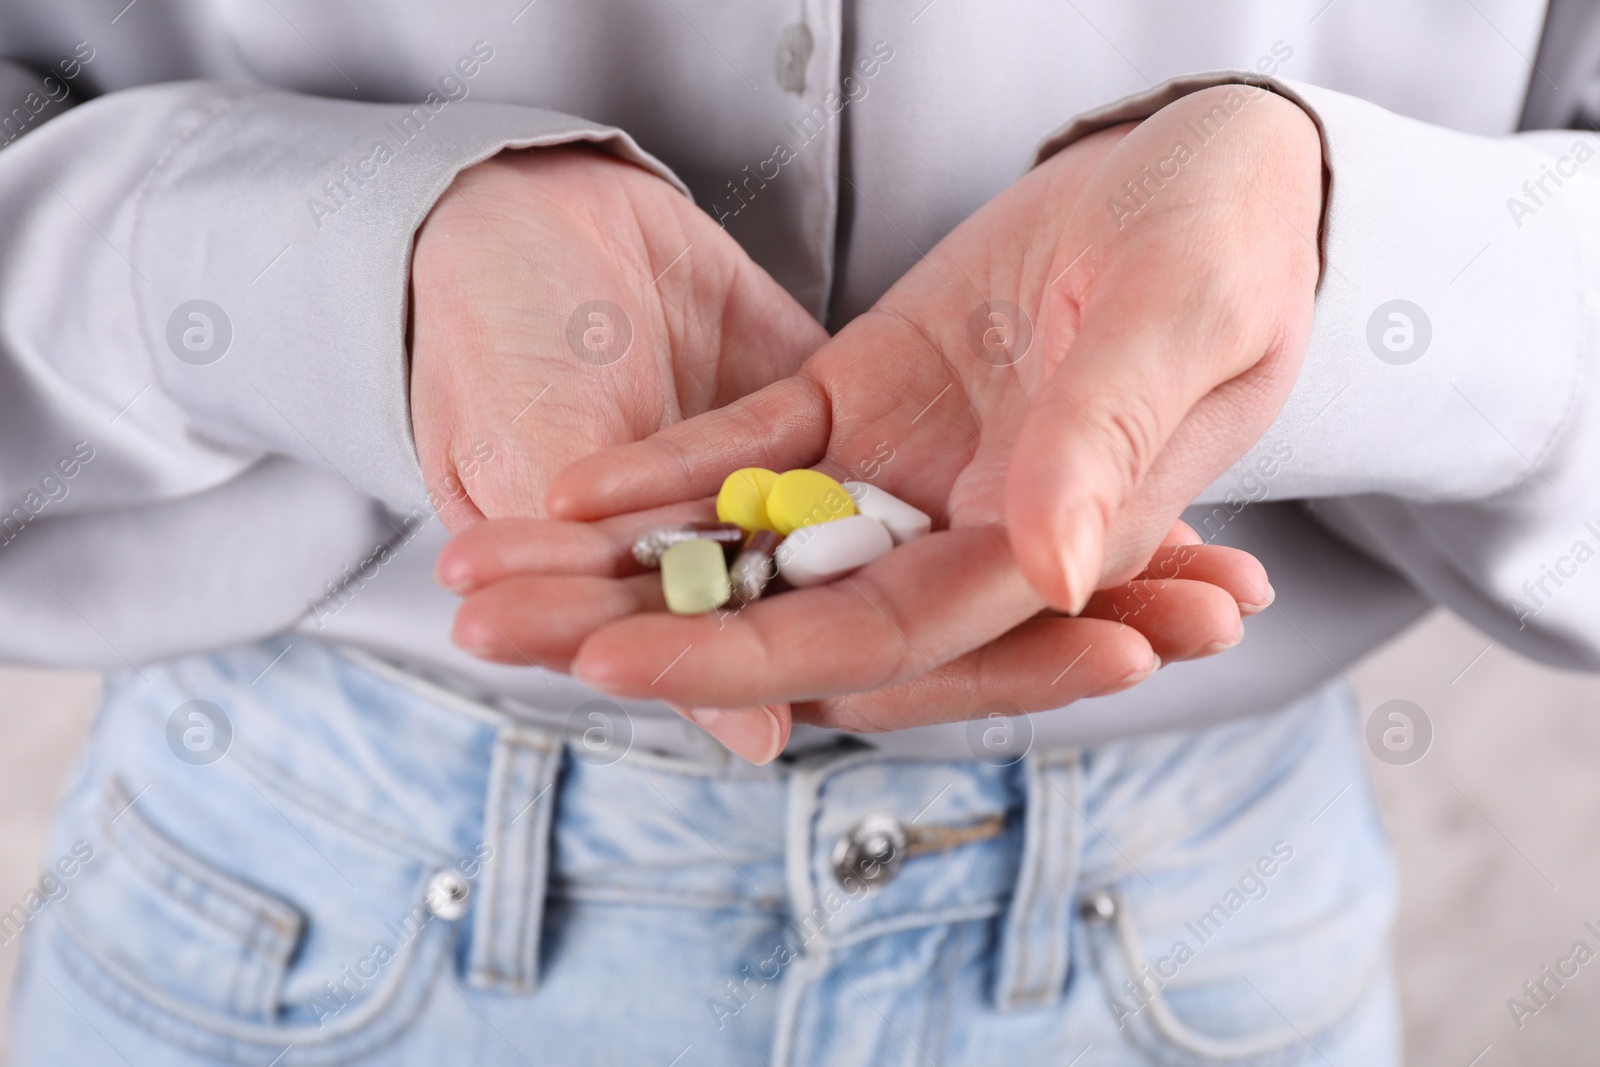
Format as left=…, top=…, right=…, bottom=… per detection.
left=730, top=530, right=782, bottom=603
left=632, top=522, right=745, bottom=568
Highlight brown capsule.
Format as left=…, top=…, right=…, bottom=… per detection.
left=729, top=530, right=782, bottom=603
left=631, top=522, right=745, bottom=568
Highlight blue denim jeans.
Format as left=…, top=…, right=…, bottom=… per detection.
left=9, top=638, right=1398, bottom=1066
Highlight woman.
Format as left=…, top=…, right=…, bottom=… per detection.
left=3, top=2, right=1597, bottom=1063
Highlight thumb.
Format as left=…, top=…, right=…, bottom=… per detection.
left=1005, top=279, right=1229, bottom=613
left=547, top=374, right=830, bottom=520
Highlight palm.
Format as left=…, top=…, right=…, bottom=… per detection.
left=793, top=305, right=1033, bottom=534
left=792, top=92, right=1318, bottom=608
left=712, top=126, right=1107, bottom=537
left=410, top=147, right=825, bottom=528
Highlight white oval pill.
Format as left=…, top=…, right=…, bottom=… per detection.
left=775, top=514, right=894, bottom=588
left=842, top=482, right=932, bottom=545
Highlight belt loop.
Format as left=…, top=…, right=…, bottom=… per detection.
left=466, top=722, right=563, bottom=993
left=993, top=748, right=1082, bottom=1012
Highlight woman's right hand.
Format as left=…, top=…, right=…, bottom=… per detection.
left=408, top=145, right=829, bottom=529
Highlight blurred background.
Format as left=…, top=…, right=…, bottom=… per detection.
left=1, top=609, right=1596, bottom=1065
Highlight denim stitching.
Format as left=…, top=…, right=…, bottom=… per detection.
left=46, top=913, right=454, bottom=1062
left=996, top=758, right=1046, bottom=1008
left=926, top=920, right=965, bottom=1066
left=469, top=729, right=558, bottom=992
left=507, top=742, right=543, bottom=989
left=1030, top=758, right=1056, bottom=1004
left=101, top=780, right=300, bottom=962
left=234, top=747, right=455, bottom=867
left=1039, top=751, right=1081, bottom=1006
left=547, top=881, right=788, bottom=910
left=1099, top=886, right=1388, bottom=1064
left=467, top=733, right=513, bottom=989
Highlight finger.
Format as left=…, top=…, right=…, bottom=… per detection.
left=1134, top=542, right=1274, bottom=615
left=1161, top=520, right=1201, bottom=547
left=435, top=499, right=717, bottom=591
left=664, top=702, right=792, bottom=766
left=1005, top=123, right=1310, bottom=611
left=1006, top=283, right=1225, bottom=613
left=1080, top=578, right=1243, bottom=662
left=546, top=374, right=830, bottom=520
left=1010, top=96, right=1319, bottom=611
left=795, top=615, right=1157, bottom=733
left=427, top=473, right=488, bottom=533
left=570, top=526, right=1043, bottom=707
left=450, top=573, right=666, bottom=669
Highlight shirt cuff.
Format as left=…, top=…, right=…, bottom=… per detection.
left=132, top=86, right=688, bottom=511
left=1031, top=71, right=1585, bottom=509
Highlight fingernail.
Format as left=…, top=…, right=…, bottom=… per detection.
left=687, top=706, right=783, bottom=765
left=450, top=627, right=483, bottom=653
left=1123, top=651, right=1161, bottom=686
left=1057, top=505, right=1101, bottom=613
left=572, top=654, right=624, bottom=690
left=453, top=641, right=508, bottom=660
left=1238, top=583, right=1276, bottom=616
left=1198, top=621, right=1247, bottom=656
left=434, top=557, right=469, bottom=590
left=450, top=613, right=500, bottom=658
left=1099, top=654, right=1161, bottom=696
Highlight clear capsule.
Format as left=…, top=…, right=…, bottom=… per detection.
left=632, top=522, right=745, bottom=568
left=729, top=530, right=782, bottom=604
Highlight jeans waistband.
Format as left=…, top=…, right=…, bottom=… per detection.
left=357, top=643, right=1059, bottom=1000
left=91, top=634, right=1354, bottom=1014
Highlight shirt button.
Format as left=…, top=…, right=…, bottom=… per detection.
left=831, top=811, right=907, bottom=892
left=775, top=23, right=813, bottom=93
left=424, top=868, right=471, bottom=921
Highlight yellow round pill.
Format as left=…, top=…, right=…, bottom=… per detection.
left=764, top=469, right=856, bottom=535
left=716, top=467, right=780, bottom=532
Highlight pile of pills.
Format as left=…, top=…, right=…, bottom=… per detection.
left=633, top=468, right=933, bottom=615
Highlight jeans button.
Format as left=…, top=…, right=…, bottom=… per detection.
left=831, top=811, right=907, bottom=892
left=424, top=868, right=471, bottom=920
left=1079, top=890, right=1117, bottom=923
left=775, top=22, right=813, bottom=93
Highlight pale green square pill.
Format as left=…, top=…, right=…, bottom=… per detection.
left=661, top=538, right=733, bottom=615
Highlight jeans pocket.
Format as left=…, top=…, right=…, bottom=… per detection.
left=1081, top=835, right=1392, bottom=1066
left=60, top=777, right=301, bottom=1022
left=50, top=776, right=454, bottom=1066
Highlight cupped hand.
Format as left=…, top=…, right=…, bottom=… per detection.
left=409, top=145, right=827, bottom=528
left=1004, top=84, right=1323, bottom=609
left=441, top=510, right=1265, bottom=761
left=549, top=85, right=1322, bottom=593
left=509, top=86, right=1317, bottom=719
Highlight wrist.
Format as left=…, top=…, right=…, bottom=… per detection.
left=1153, top=84, right=1323, bottom=220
